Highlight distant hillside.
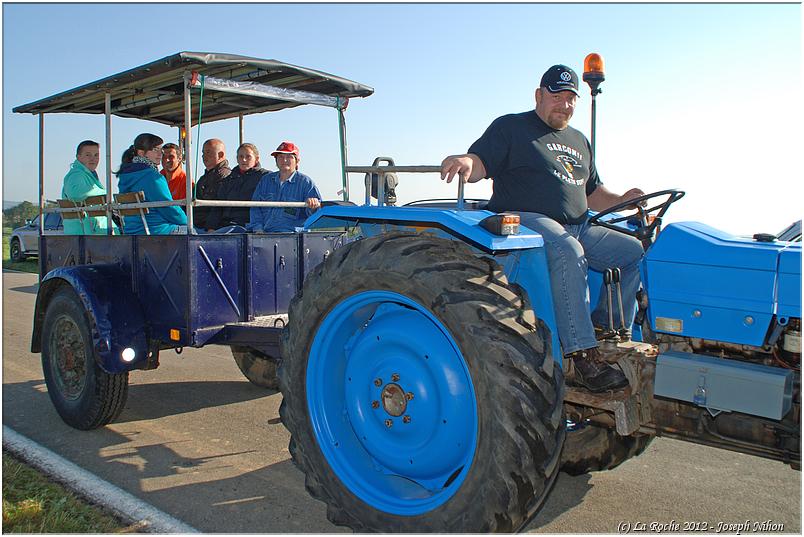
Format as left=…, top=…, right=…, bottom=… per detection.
left=3, top=200, right=25, bottom=211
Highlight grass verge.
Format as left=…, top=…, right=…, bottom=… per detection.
left=2, top=228, right=39, bottom=273
left=2, top=452, right=136, bottom=533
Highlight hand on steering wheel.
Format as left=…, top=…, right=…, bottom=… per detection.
left=588, top=189, right=685, bottom=244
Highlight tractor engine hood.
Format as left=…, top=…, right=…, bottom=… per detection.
left=642, top=222, right=801, bottom=347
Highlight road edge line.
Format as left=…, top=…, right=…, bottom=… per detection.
left=3, top=425, right=199, bottom=534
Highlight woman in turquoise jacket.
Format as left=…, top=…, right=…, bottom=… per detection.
left=116, top=133, right=187, bottom=235
left=61, top=140, right=118, bottom=235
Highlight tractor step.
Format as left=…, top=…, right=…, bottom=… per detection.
left=564, top=386, right=641, bottom=436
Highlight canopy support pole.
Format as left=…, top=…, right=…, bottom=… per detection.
left=104, top=92, right=113, bottom=234
left=239, top=115, right=244, bottom=147
left=338, top=106, right=349, bottom=201
left=183, top=72, right=194, bottom=233
left=38, top=113, right=44, bottom=232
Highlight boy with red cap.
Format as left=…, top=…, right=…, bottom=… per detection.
left=247, top=141, right=322, bottom=232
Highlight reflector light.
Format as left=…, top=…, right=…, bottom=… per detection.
left=480, top=213, right=520, bottom=236
left=121, top=348, right=136, bottom=362
left=170, top=329, right=181, bottom=341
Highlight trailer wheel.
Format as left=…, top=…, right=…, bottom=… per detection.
left=41, top=288, right=128, bottom=430
left=231, top=346, right=279, bottom=389
left=561, top=422, right=653, bottom=475
left=10, top=238, right=24, bottom=262
left=279, top=231, right=564, bottom=532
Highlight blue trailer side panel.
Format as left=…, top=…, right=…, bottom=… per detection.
left=189, top=235, right=245, bottom=340
left=249, top=234, right=298, bottom=317
left=136, top=236, right=190, bottom=343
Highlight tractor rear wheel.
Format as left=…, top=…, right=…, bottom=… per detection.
left=279, top=231, right=565, bottom=532
left=561, top=422, right=653, bottom=475
left=41, top=288, right=129, bottom=430
left=231, top=346, right=279, bottom=389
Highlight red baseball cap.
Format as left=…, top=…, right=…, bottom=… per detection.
left=271, top=141, right=300, bottom=158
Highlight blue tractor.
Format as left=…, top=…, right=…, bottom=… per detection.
left=18, top=53, right=801, bottom=532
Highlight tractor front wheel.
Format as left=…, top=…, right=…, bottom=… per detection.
left=561, top=422, right=653, bottom=475
left=279, top=232, right=565, bottom=532
left=231, top=346, right=279, bottom=389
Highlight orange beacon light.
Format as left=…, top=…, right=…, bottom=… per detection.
left=583, top=53, right=605, bottom=94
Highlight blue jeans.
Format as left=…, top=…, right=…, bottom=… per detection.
left=519, top=212, right=644, bottom=355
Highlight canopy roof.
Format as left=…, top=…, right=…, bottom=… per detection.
left=13, top=52, right=374, bottom=126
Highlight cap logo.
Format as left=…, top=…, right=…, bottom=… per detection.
left=560, top=71, right=572, bottom=81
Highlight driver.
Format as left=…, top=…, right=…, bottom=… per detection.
left=440, top=64, right=645, bottom=393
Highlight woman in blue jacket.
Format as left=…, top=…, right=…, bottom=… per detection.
left=116, top=133, right=187, bottom=234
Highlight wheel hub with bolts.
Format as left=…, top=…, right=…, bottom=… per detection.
left=50, top=314, right=87, bottom=400
left=380, top=381, right=407, bottom=417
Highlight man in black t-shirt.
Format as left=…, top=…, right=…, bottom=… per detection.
left=441, top=64, right=645, bottom=393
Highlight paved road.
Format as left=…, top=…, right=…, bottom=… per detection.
left=3, top=269, right=800, bottom=533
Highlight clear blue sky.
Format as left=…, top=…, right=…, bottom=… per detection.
left=3, top=3, right=801, bottom=234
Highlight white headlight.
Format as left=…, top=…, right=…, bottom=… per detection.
left=121, top=348, right=136, bottom=362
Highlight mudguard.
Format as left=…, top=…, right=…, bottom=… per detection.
left=31, top=265, right=149, bottom=373
left=304, top=205, right=545, bottom=253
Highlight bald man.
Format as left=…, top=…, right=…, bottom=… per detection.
left=195, top=138, right=232, bottom=230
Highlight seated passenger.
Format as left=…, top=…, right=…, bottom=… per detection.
left=116, top=133, right=188, bottom=235
left=160, top=143, right=191, bottom=208
left=195, top=138, right=231, bottom=231
left=205, top=143, right=268, bottom=231
left=247, top=141, right=321, bottom=233
left=61, top=140, right=118, bottom=235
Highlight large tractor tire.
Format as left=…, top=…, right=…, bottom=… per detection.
left=231, top=346, right=279, bottom=389
left=10, top=238, right=24, bottom=262
left=41, top=288, right=129, bottom=430
left=279, top=231, right=565, bottom=532
left=561, top=422, right=653, bottom=475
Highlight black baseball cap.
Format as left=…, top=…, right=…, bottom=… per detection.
left=540, top=64, right=580, bottom=96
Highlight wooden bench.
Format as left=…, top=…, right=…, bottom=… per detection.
left=114, top=191, right=150, bottom=235
left=57, top=199, right=86, bottom=221
left=57, top=195, right=118, bottom=233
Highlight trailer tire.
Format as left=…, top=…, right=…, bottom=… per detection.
left=41, top=288, right=128, bottom=430
left=279, top=231, right=565, bottom=532
left=10, top=238, right=24, bottom=263
left=231, top=346, right=279, bottom=389
left=561, top=423, right=653, bottom=475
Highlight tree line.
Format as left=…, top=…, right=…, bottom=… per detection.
left=3, top=201, right=42, bottom=229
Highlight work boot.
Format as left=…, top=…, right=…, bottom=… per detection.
left=566, top=347, right=629, bottom=393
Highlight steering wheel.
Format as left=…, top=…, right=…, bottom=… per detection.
left=588, top=189, right=685, bottom=244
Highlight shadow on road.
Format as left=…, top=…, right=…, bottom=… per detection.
left=116, top=380, right=274, bottom=422
left=524, top=471, right=593, bottom=531
left=9, top=283, right=39, bottom=295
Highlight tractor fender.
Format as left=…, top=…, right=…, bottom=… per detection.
left=304, top=205, right=545, bottom=254
left=31, top=265, right=149, bottom=374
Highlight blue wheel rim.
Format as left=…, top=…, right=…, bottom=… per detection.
left=307, top=290, right=478, bottom=515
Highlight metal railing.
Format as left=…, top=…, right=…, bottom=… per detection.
left=345, top=165, right=465, bottom=209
